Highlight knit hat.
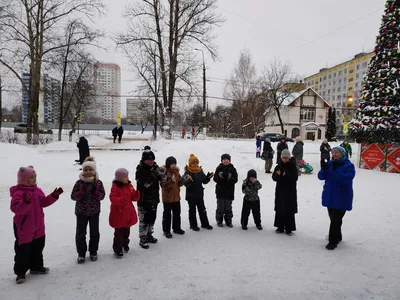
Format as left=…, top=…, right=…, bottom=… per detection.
left=247, top=169, right=257, bottom=179
left=82, top=157, right=96, bottom=171
left=281, top=149, right=291, bottom=158
left=332, top=146, right=347, bottom=158
left=188, top=154, right=199, bottom=165
left=18, top=166, right=36, bottom=186
left=114, top=168, right=129, bottom=181
left=142, top=150, right=155, bottom=161
left=166, top=156, right=177, bottom=168
left=144, top=145, right=151, bottom=150
left=221, top=153, right=231, bottom=162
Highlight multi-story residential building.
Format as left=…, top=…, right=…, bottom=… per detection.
left=93, top=62, right=121, bottom=122
left=126, top=98, right=153, bottom=125
left=264, top=87, right=331, bottom=141
left=21, top=73, right=60, bottom=124
left=303, top=52, right=373, bottom=125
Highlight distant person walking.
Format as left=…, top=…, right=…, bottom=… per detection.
left=191, top=127, right=196, bottom=140
left=292, top=136, right=304, bottom=175
left=261, top=138, right=274, bottom=173
left=182, top=128, right=187, bottom=139
left=256, top=136, right=262, bottom=158
left=77, top=137, right=90, bottom=165
left=276, top=138, right=288, bottom=165
left=340, top=140, right=352, bottom=159
left=117, top=126, right=124, bottom=143
left=112, top=127, right=118, bottom=143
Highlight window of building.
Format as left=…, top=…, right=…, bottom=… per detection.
left=323, top=76, right=327, bottom=80
left=329, top=74, right=332, bottom=79
left=337, top=87, right=341, bottom=92
left=349, top=78, right=353, bottom=82
left=355, top=82, right=359, bottom=87
left=333, top=72, right=336, bottom=77
left=301, top=109, right=315, bottom=122
left=348, top=87, right=353, bottom=91
left=339, top=70, right=342, bottom=76
left=344, top=69, right=348, bottom=74
left=356, top=74, right=360, bottom=79
left=349, top=69, right=354, bottom=74
left=357, top=64, right=360, bottom=70
left=363, top=62, right=368, bottom=68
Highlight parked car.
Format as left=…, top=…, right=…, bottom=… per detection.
left=14, top=123, right=53, bottom=134
left=258, top=132, right=294, bottom=142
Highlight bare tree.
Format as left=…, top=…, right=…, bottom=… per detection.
left=210, top=105, right=233, bottom=135
left=47, top=19, right=102, bottom=141
left=0, top=0, right=104, bottom=144
left=224, top=49, right=260, bottom=136
left=117, top=0, right=224, bottom=137
left=261, top=59, right=301, bottom=134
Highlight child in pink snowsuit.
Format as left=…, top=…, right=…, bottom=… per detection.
left=10, top=166, right=63, bottom=284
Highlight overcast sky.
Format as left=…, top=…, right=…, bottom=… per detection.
left=92, top=0, right=383, bottom=111
left=2, top=0, right=385, bottom=112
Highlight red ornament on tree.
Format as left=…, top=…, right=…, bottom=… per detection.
left=385, top=100, right=389, bottom=105
left=398, top=121, right=400, bottom=126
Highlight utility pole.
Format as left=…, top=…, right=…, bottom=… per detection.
left=195, top=48, right=207, bottom=138
left=153, top=52, right=158, bottom=140
left=0, top=76, right=2, bottom=131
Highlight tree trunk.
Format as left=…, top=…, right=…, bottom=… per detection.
left=58, top=43, right=71, bottom=141
left=275, top=107, right=285, bottom=134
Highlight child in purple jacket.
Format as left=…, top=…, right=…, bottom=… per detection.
left=71, top=157, right=105, bottom=264
left=10, top=166, right=63, bottom=284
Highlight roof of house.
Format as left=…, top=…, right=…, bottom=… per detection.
left=284, top=87, right=331, bottom=108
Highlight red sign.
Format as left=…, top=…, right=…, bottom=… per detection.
left=386, top=144, right=400, bottom=173
left=360, top=143, right=386, bottom=171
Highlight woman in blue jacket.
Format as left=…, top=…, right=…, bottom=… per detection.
left=318, top=146, right=355, bottom=250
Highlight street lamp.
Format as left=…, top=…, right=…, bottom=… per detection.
left=194, top=48, right=207, bottom=138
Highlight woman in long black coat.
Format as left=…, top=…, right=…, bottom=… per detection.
left=320, top=139, right=331, bottom=169
left=77, top=136, right=90, bottom=165
left=272, top=149, right=298, bottom=236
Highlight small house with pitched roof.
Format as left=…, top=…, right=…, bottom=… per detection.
left=264, top=88, right=331, bottom=140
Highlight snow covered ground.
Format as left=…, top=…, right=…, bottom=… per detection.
left=0, top=138, right=399, bottom=300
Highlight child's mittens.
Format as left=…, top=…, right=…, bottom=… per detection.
left=182, top=174, right=193, bottom=182
left=52, top=187, right=64, bottom=199
left=23, top=192, right=32, bottom=204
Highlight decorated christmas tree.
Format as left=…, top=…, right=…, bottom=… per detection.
left=350, top=0, right=400, bottom=143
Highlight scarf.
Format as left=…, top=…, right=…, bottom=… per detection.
left=186, top=165, right=202, bottom=174
left=79, top=172, right=98, bottom=183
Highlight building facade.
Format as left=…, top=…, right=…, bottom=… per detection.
left=126, top=98, right=153, bottom=125
left=93, top=62, right=121, bottom=122
left=303, top=52, right=373, bottom=125
left=21, top=73, right=60, bottom=124
left=264, top=88, right=331, bottom=141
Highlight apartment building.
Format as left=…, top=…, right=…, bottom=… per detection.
left=93, top=62, right=121, bottom=122
left=303, top=52, right=373, bottom=124
left=126, top=98, right=153, bottom=125
left=21, top=73, right=60, bottom=124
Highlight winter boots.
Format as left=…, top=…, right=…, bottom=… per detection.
left=30, top=267, right=49, bottom=274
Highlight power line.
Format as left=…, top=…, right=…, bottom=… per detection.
left=284, top=6, right=384, bottom=55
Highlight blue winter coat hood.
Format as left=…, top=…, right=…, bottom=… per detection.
left=318, top=158, right=355, bottom=211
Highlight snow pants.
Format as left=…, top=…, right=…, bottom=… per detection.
left=138, top=204, right=158, bottom=241
left=328, top=208, right=346, bottom=245
left=13, top=223, right=45, bottom=276
left=241, top=200, right=261, bottom=227
left=187, top=198, right=210, bottom=228
left=162, top=202, right=182, bottom=233
left=75, top=214, right=100, bottom=257
left=215, top=198, right=233, bottom=224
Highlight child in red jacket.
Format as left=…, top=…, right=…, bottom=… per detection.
left=109, top=168, right=140, bottom=258
left=10, top=166, right=63, bottom=284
